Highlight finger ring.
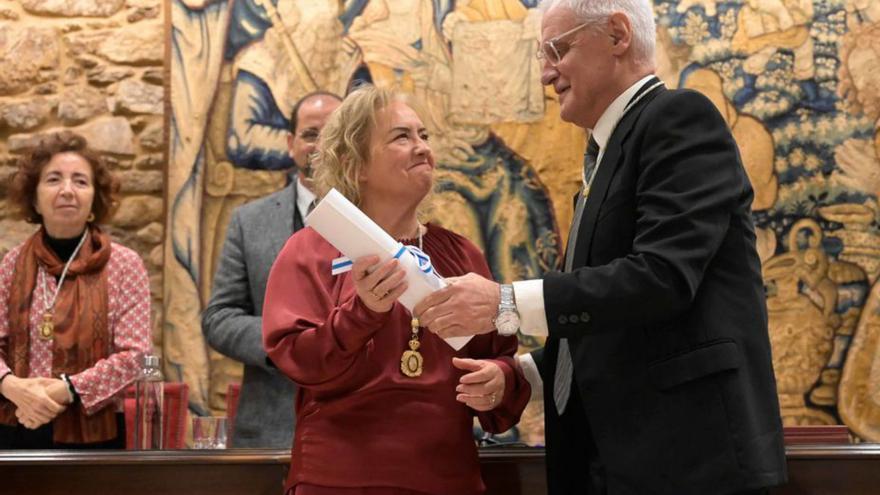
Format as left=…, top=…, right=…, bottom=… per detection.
left=488, top=393, right=496, bottom=405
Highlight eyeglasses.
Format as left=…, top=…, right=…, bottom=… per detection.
left=295, top=128, right=320, bottom=144
left=536, top=22, right=590, bottom=66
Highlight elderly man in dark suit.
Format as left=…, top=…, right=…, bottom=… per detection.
left=202, top=92, right=341, bottom=448
left=415, top=0, right=787, bottom=493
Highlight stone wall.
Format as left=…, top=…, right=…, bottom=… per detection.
left=0, top=0, right=165, bottom=351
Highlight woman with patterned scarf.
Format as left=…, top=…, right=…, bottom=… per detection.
left=0, top=132, right=151, bottom=448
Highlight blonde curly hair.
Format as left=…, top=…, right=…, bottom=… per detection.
left=312, top=84, right=431, bottom=210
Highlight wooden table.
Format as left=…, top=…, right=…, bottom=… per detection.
left=1, top=445, right=878, bottom=494
left=775, top=445, right=880, bottom=495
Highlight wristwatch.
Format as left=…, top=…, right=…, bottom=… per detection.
left=493, top=284, right=521, bottom=336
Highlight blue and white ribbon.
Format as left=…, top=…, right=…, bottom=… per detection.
left=330, top=244, right=440, bottom=280
left=331, top=256, right=353, bottom=275
left=393, top=244, right=437, bottom=277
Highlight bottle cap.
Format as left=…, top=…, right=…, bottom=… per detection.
left=144, top=354, right=160, bottom=368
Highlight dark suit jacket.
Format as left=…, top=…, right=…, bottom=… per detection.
left=202, top=177, right=303, bottom=448
left=535, top=82, right=787, bottom=494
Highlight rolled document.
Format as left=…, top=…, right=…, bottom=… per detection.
left=306, top=189, right=473, bottom=350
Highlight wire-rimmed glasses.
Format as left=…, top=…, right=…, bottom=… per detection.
left=536, top=22, right=590, bottom=66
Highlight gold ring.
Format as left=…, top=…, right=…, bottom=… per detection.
left=489, top=393, right=496, bottom=405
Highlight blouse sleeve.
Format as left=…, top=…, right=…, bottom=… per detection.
left=0, top=248, right=19, bottom=378
left=263, top=229, right=392, bottom=396
left=69, top=246, right=152, bottom=415
left=455, top=238, right=531, bottom=433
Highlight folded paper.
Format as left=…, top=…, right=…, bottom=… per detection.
left=307, top=189, right=472, bottom=350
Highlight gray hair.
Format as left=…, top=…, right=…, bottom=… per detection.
left=539, top=0, right=656, bottom=66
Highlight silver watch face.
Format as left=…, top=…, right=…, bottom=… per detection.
left=495, top=311, right=520, bottom=335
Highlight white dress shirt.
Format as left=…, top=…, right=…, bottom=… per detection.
left=514, top=75, right=657, bottom=396
left=296, top=176, right=316, bottom=219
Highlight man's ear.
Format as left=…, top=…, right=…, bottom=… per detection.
left=608, top=12, right=633, bottom=56
left=287, top=133, right=296, bottom=158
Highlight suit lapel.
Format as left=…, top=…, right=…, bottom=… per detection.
left=270, top=178, right=298, bottom=245
left=572, top=85, right=666, bottom=267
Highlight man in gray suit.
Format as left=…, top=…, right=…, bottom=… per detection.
left=202, top=92, right=341, bottom=448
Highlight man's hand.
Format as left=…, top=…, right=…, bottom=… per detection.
left=452, top=358, right=505, bottom=411
left=414, top=273, right=500, bottom=338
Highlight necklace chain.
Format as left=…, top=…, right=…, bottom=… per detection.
left=398, top=223, right=423, bottom=251
left=40, top=230, right=89, bottom=313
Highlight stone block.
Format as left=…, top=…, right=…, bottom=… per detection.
left=0, top=220, right=37, bottom=259
left=139, top=121, right=164, bottom=150
left=57, top=86, right=108, bottom=125
left=137, top=222, right=164, bottom=244
left=134, top=153, right=164, bottom=170
left=9, top=116, right=135, bottom=156
left=119, top=170, right=163, bottom=193
left=111, top=79, right=162, bottom=115
left=148, top=243, right=163, bottom=266
left=141, top=69, right=163, bottom=85
left=97, top=22, right=162, bottom=65
left=0, top=26, right=59, bottom=96
left=20, top=0, right=124, bottom=17
left=87, top=66, right=134, bottom=86
left=112, top=194, right=162, bottom=227
left=0, top=98, right=51, bottom=131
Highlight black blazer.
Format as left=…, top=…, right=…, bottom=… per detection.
left=535, top=83, right=787, bottom=494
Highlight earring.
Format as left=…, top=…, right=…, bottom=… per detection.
left=88, top=213, right=95, bottom=222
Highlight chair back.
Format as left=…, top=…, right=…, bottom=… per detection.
left=124, top=382, right=190, bottom=449
left=226, top=383, right=242, bottom=440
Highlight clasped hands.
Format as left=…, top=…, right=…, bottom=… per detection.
left=0, top=375, right=71, bottom=429
left=351, top=257, right=504, bottom=410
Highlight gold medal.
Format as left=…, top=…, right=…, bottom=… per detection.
left=39, top=312, right=54, bottom=340
left=37, top=230, right=88, bottom=343
left=401, top=318, right=424, bottom=377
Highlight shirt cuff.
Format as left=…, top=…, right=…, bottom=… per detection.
left=516, top=353, right=543, bottom=402
left=512, top=279, right=548, bottom=336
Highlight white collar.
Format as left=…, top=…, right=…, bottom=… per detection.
left=295, top=176, right=316, bottom=216
left=590, top=74, right=657, bottom=150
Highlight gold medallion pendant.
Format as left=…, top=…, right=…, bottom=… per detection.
left=401, top=318, right=424, bottom=377
left=38, top=312, right=54, bottom=340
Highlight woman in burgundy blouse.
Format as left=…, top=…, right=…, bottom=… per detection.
left=262, top=85, right=530, bottom=495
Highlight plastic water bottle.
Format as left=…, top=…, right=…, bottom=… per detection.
left=134, top=354, right=164, bottom=449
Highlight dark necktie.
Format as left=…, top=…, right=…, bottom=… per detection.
left=554, top=135, right=600, bottom=415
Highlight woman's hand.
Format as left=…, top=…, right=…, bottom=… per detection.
left=41, top=378, right=73, bottom=407
left=352, top=255, right=408, bottom=313
left=452, top=358, right=505, bottom=411
left=1, top=376, right=68, bottom=429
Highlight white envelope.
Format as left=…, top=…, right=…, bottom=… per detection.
left=306, top=189, right=473, bottom=350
